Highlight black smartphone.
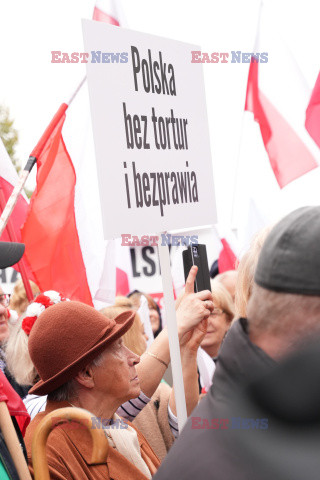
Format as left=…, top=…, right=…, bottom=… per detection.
left=183, top=244, right=211, bottom=292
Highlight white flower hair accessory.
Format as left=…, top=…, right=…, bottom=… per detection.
left=43, top=291, right=69, bottom=304
left=22, top=291, right=69, bottom=336
left=7, top=309, right=19, bottom=325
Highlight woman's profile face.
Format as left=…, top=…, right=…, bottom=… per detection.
left=91, top=337, right=141, bottom=406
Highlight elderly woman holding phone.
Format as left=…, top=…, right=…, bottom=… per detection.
left=24, top=266, right=213, bottom=479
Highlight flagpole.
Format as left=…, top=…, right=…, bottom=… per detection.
left=230, top=110, right=247, bottom=227
left=0, top=187, right=34, bottom=301
left=67, top=75, right=86, bottom=106
left=158, top=234, right=187, bottom=431
left=0, top=154, right=38, bottom=236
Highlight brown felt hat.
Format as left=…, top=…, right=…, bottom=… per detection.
left=28, top=301, right=135, bottom=396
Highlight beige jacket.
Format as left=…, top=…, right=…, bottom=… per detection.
left=133, top=382, right=175, bottom=461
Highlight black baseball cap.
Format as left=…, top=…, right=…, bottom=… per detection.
left=255, top=206, right=320, bottom=295
left=0, top=241, right=25, bottom=269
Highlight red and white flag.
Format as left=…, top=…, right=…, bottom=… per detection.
left=214, top=224, right=239, bottom=273
left=305, top=72, right=320, bottom=149
left=93, top=0, right=123, bottom=26
left=20, top=0, right=125, bottom=305
left=218, top=238, right=237, bottom=272
left=20, top=97, right=105, bottom=304
left=0, top=139, right=29, bottom=246
left=245, top=8, right=319, bottom=188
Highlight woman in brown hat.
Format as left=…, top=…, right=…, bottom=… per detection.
left=24, top=267, right=213, bottom=479
left=24, top=301, right=158, bottom=479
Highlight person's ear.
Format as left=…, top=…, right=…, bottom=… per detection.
left=74, top=364, right=95, bottom=389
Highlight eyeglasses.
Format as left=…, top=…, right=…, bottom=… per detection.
left=210, top=307, right=225, bottom=316
left=0, top=294, right=11, bottom=308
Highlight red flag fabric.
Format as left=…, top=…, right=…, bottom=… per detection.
left=218, top=238, right=237, bottom=273
left=305, top=72, right=320, bottom=149
left=245, top=61, right=318, bottom=188
left=244, top=11, right=318, bottom=188
left=116, top=267, right=130, bottom=296
left=92, top=0, right=126, bottom=27
left=0, top=370, right=30, bottom=437
left=21, top=104, right=93, bottom=305
left=93, top=0, right=120, bottom=26
left=0, top=140, right=29, bottom=269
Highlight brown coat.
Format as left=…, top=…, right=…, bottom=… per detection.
left=133, top=383, right=175, bottom=461
left=25, top=401, right=160, bottom=480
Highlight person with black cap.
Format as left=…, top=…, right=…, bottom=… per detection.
left=154, top=206, right=320, bottom=480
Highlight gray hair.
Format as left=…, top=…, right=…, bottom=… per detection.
left=47, top=350, right=105, bottom=402
left=5, top=314, right=37, bottom=387
left=247, top=284, right=320, bottom=348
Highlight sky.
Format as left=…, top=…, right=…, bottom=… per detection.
left=0, top=0, right=320, bottom=251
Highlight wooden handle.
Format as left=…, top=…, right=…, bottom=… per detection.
left=31, top=407, right=109, bottom=480
left=0, top=401, right=32, bottom=480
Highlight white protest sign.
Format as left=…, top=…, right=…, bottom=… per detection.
left=83, top=20, right=216, bottom=431
left=82, top=20, right=216, bottom=239
left=116, top=241, right=181, bottom=300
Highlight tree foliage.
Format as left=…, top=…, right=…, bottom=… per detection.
left=0, top=104, right=20, bottom=172
left=0, top=104, right=33, bottom=198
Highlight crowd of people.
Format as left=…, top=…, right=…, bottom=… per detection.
left=0, top=205, right=319, bottom=478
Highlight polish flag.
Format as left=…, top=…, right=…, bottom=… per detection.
left=0, top=139, right=29, bottom=245
left=245, top=8, right=319, bottom=188
left=93, top=0, right=119, bottom=25
left=305, top=72, right=320, bottom=149
left=214, top=225, right=239, bottom=273
left=20, top=1, right=126, bottom=305
left=93, top=0, right=127, bottom=27
left=21, top=82, right=110, bottom=305
left=218, top=238, right=237, bottom=272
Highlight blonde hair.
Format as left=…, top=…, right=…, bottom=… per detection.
left=100, top=304, right=146, bottom=356
left=114, top=296, right=133, bottom=308
left=126, top=292, right=142, bottom=309
left=211, top=281, right=235, bottom=323
left=5, top=314, right=38, bottom=386
left=9, top=280, right=40, bottom=315
left=234, top=226, right=272, bottom=318
left=213, top=270, right=238, bottom=299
